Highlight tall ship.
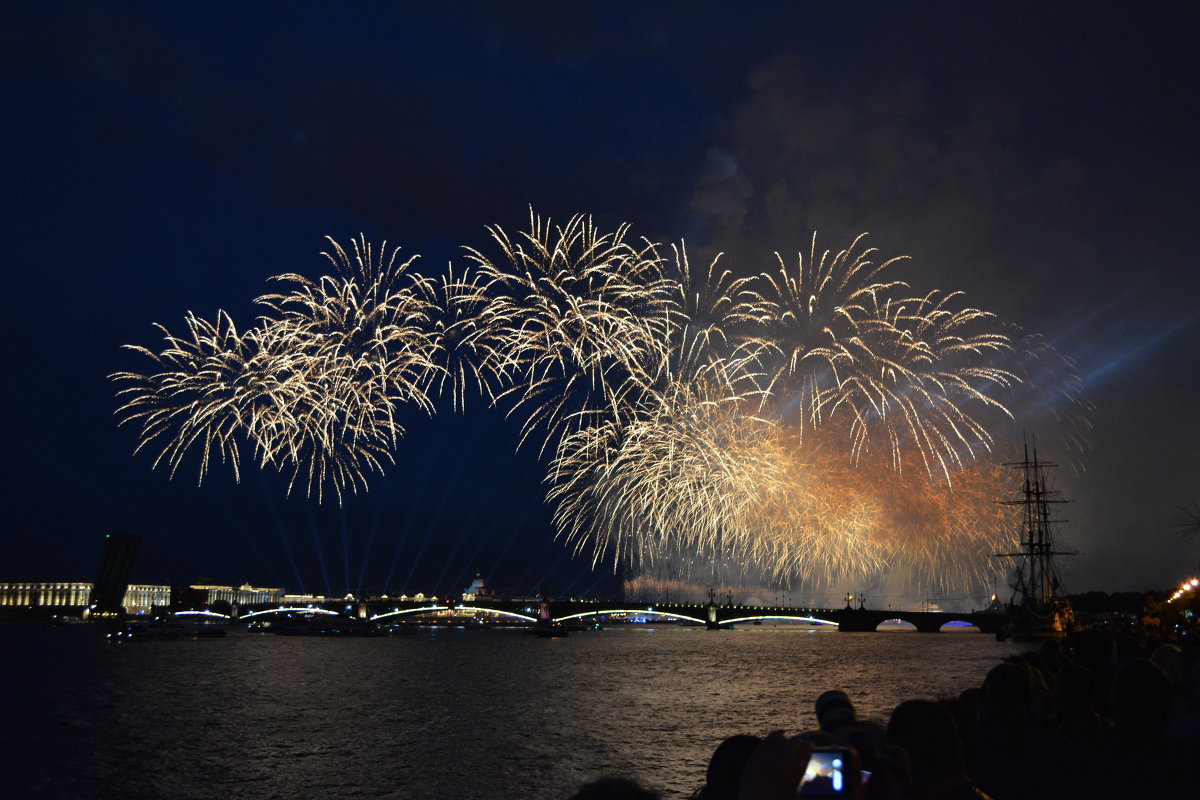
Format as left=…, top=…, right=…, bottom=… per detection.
left=994, top=441, right=1077, bottom=640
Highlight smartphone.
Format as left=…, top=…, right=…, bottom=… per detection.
left=796, top=747, right=855, bottom=797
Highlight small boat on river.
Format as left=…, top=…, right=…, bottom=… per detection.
left=529, top=621, right=568, bottom=638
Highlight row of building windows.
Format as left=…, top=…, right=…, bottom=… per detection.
left=0, top=582, right=95, bottom=608
left=0, top=582, right=283, bottom=614
left=188, top=584, right=285, bottom=606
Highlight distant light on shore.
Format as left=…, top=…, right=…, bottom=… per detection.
left=1167, top=576, right=1199, bottom=603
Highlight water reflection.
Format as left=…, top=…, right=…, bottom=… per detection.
left=1, top=624, right=1019, bottom=799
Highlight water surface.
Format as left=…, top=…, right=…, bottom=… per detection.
left=1, top=623, right=1021, bottom=799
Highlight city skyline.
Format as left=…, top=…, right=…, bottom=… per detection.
left=3, top=2, right=1197, bottom=604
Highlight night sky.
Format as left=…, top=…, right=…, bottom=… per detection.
left=4, top=1, right=1197, bottom=604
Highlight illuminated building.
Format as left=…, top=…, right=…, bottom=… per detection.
left=0, top=582, right=93, bottom=608
left=282, top=593, right=329, bottom=604
left=2, top=582, right=282, bottom=615
left=187, top=584, right=284, bottom=606
left=0, top=582, right=170, bottom=614
left=462, top=573, right=488, bottom=601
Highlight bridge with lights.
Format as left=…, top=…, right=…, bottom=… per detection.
left=176, top=595, right=1011, bottom=634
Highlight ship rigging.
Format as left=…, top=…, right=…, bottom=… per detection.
left=993, top=440, right=1078, bottom=639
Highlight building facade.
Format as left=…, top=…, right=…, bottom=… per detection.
left=0, top=582, right=93, bottom=608
left=188, top=584, right=285, bottom=606
left=1, top=582, right=283, bottom=615
left=0, top=582, right=170, bottom=614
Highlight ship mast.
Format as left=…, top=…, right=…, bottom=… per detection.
left=995, top=439, right=1075, bottom=608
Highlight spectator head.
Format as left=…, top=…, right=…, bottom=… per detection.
left=1038, top=637, right=1063, bottom=663
left=886, top=700, right=964, bottom=784
left=698, top=734, right=761, bottom=800
left=1114, top=632, right=1143, bottom=660
left=815, top=690, right=856, bottom=732
left=1111, top=658, right=1174, bottom=737
left=1070, top=628, right=1115, bottom=676
left=1190, top=654, right=1200, bottom=703
left=983, top=661, right=1034, bottom=715
left=1053, top=663, right=1097, bottom=716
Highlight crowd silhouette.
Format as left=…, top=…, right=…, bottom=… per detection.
left=566, top=625, right=1200, bottom=799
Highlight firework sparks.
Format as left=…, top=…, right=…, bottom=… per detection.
left=114, top=309, right=276, bottom=484
left=763, top=427, right=1016, bottom=593
left=115, top=236, right=441, bottom=503
left=417, top=265, right=512, bottom=413
left=546, top=349, right=777, bottom=571
left=741, top=235, right=1018, bottom=480
left=993, top=325, right=1094, bottom=472
left=463, top=211, right=677, bottom=455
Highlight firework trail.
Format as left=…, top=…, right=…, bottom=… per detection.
left=665, top=241, right=762, bottom=358
left=253, top=236, right=443, bottom=501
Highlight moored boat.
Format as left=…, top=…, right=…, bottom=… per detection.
left=993, top=441, right=1078, bottom=641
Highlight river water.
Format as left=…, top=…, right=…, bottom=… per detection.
left=2, top=623, right=1022, bottom=799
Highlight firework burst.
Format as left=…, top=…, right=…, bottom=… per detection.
left=115, top=236, right=441, bottom=503
left=114, top=215, right=1090, bottom=601
left=113, top=309, right=283, bottom=484
left=741, top=235, right=1018, bottom=480
left=418, top=265, right=509, bottom=413
left=463, top=211, right=677, bottom=454
left=762, top=426, right=1016, bottom=593
left=547, top=347, right=776, bottom=570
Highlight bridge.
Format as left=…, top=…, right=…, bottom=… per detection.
left=189, top=597, right=1010, bottom=634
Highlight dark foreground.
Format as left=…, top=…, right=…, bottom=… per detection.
left=643, top=623, right=1200, bottom=800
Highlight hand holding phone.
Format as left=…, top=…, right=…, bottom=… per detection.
left=795, top=746, right=859, bottom=798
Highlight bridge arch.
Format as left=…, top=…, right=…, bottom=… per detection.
left=869, top=616, right=988, bottom=633
left=554, top=609, right=707, bottom=625
left=241, top=607, right=340, bottom=619
left=456, top=605, right=539, bottom=622
left=369, top=605, right=456, bottom=621
left=938, top=620, right=981, bottom=632
left=722, top=614, right=839, bottom=627
left=369, top=605, right=539, bottom=623
left=875, top=618, right=918, bottom=631
left=171, top=610, right=230, bottom=620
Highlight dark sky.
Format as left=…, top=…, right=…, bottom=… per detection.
left=3, top=1, right=1197, bottom=603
